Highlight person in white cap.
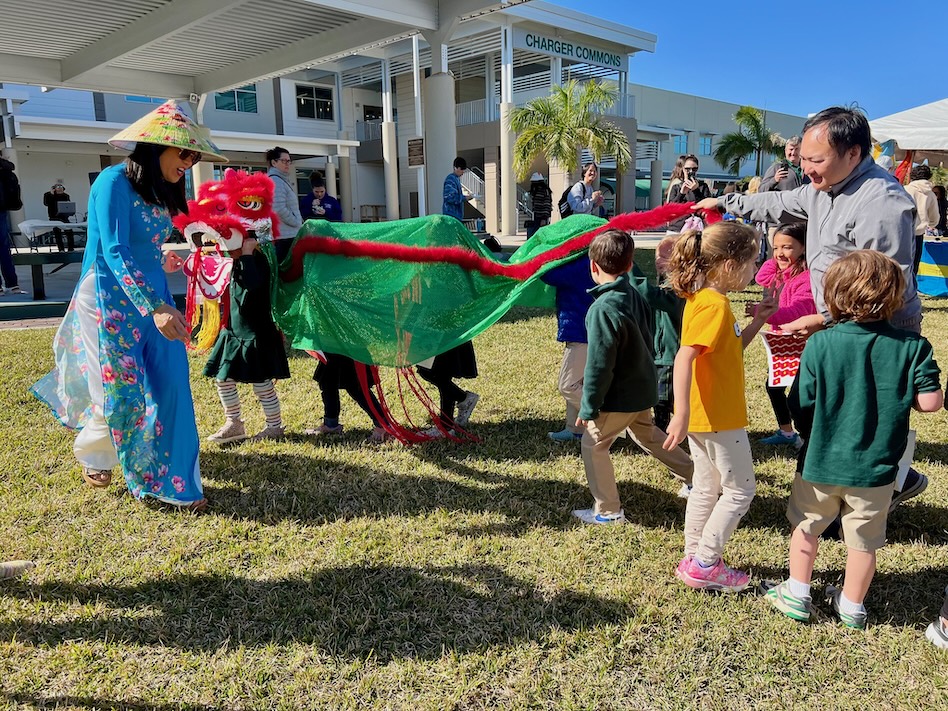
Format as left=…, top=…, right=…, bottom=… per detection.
left=31, top=100, right=228, bottom=512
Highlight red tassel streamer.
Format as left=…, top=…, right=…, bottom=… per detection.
left=281, top=203, right=721, bottom=282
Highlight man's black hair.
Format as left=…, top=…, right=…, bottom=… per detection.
left=802, top=106, right=871, bottom=159
left=453, top=157, right=467, bottom=170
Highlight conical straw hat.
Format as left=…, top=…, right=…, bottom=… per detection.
left=108, top=99, right=228, bottom=162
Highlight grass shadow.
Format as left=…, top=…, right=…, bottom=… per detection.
left=0, top=565, right=635, bottom=662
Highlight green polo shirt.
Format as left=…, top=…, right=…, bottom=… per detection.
left=795, top=320, right=941, bottom=488
left=579, top=273, right=657, bottom=420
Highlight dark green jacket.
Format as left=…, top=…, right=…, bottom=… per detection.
left=631, top=275, right=684, bottom=367
left=579, top=273, right=657, bottom=419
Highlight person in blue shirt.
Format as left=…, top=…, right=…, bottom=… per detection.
left=442, top=157, right=467, bottom=221
left=299, top=172, right=342, bottom=223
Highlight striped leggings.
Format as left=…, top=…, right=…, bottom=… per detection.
left=215, top=379, right=282, bottom=428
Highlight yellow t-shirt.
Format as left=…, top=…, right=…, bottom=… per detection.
left=681, top=288, right=748, bottom=432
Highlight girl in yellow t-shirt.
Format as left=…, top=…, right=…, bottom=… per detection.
left=662, top=221, right=777, bottom=592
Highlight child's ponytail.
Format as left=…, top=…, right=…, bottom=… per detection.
left=666, top=229, right=705, bottom=297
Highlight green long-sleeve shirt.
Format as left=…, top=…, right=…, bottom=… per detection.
left=579, top=273, right=658, bottom=420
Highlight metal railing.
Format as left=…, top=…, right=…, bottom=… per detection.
left=355, top=119, right=384, bottom=141
left=598, top=93, right=635, bottom=119
left=456, top=98, right=490, bottom=126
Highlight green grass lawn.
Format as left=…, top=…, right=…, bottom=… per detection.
left=3, top=252, right=948, bottom=709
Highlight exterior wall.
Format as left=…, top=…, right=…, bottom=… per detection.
left=394, top=73, right=419, bottom=217
left=13, top=86, right=95, bottom=121
left=629, top=82, right=807, bottom=178
left=278, top=78, right=340, bottom=140
left=200, top=82, right=277, bottom=134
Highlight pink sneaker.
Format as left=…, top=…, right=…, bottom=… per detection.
left=678, top=557, right=750, bottom=592
left=675, top=554, right=694, bottom=581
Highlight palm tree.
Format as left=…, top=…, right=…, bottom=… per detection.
left=713, top=106, right=784, bottom=176
left=508, top=79, right=632, bottom=180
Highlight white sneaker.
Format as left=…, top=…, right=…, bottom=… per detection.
left=420, top=426, right=448, bottom=439
left=455, top=391, right=480, bottom=427
left=0, top=560, right=35, bottom=580
left=207, top=418, right=247, bottom=443
left=571, top=508, right=626, bottom=525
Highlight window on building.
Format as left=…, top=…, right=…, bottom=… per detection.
left=125, top=96, right=165, bottom=104
left=215, top=85, right=258, bottom=113
left=699, top=136, right=713, bottom=156
left=296, top=85, right=334, bottom=121
left=673, top=135, right=688, bottom=155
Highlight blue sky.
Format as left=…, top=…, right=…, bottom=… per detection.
left=548, top=0, right=947, bottom=119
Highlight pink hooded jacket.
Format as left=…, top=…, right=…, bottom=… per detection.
left=755, top=258, right=817, bottom=326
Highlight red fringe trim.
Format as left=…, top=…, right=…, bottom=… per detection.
left=281, top=203, right=719, bottom=282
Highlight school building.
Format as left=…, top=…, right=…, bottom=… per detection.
left=1, top=0, right=808, bottom=238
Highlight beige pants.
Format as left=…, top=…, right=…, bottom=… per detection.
left=684, top=429, right=756, bottom=564
left=563, top=344, right=693, bottom=484
left=581, top=410, right=694, bottom=515
left=558, top=342, right=587, bottom=434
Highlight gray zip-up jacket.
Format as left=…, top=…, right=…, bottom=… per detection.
left=719, top=155, right=919, bottom=324
left=267, top=167, right=303, bottom=238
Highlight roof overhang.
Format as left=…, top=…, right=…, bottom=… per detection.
left=0, top=0, right=529, bottom=97
left=10, top=115, right=359, bottom=160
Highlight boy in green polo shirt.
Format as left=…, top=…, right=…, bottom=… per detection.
left=572, top=228, right=658, bottom=525
left=766, top=250, right=942, bottom=628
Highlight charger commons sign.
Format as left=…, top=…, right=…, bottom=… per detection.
left=513, top=28, right=625, bottom=71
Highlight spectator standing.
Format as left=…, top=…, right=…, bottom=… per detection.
left=567, top=162, right=605, bottom=216
left=43, top=182, right=76, bottom=252
left=266, top=147, right=302, bottom=239
left=666, top=155, right=710, bottom=231
left=0, top=157, right=25, bottom=295
left=529, top=172, right=553, bottom=233
left=300, top=172, right=342, bottom=223
left=442, top=157, right=468, bottom=221
left=933, top=184, right=947, bottom=235
left=904, top=165, right=939, bottom=275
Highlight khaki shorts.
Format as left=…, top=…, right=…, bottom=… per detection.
left=786, top=474, right=894, bottom=552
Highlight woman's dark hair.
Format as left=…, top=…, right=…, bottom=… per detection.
left=910, top=165, right=932, bottom=181
left=125, top=143, right=187, bottom=216
left=802, top=106, right=871, bottom=159
left=266, top=146, right=290, bottom=164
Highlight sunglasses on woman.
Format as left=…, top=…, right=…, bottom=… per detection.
left=178, top=149, right=203, bottom=164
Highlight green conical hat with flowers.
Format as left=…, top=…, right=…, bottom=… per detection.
left=108, top=99, right=228, bottom=162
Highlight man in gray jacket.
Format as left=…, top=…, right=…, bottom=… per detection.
left=694, top=106, right=925, bottom=507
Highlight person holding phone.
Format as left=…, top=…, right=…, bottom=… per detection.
left=666, top=154, right=711, bottom=231
left=761, top=136, right=805, bottom=193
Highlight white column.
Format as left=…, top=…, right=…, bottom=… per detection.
left=423, top=70, right=457, bottom=217
left=649, top=159, right=663, bottom=210
left=189, top=93, right=217, bottom=193
left=380, top=58, right=400, bottom=221
left=499, top=23, right=517, bottom=235
left=325, top=157, right=339, bottom=218
left=485, top=53, right=495, bottom=123
left=338, top=155, right=354, bottom=222
left=550, top=56, right=562, bottom=89
left=412, top=34, right=427, bottom=216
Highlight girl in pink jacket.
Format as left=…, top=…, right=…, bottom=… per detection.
left=751, top=222, right=815, bottom=449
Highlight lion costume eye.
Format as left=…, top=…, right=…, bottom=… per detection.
left=237, top=196, right=263, bottom=212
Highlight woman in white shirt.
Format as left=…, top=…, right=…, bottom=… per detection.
left=567, top=162, right=604, bottom=215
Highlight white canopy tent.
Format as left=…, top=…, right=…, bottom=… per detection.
left=869, top=98, right=948, bottom=164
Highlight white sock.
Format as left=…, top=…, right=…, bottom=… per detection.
left=839, top=591, right=866, bottom=615
left=787, top=577, right=811, bottom=599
